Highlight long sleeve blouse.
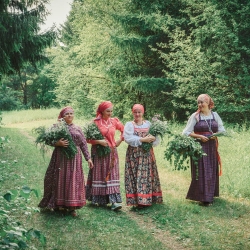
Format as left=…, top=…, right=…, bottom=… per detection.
left=182, top=111, right=226, bottom=136
left=68, top=124, right=91, bottom=161
left=124, top=121, right=160, bottom=147
left=87, top=117, right=124, bottom=147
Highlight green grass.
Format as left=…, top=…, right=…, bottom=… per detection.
left=1, top=109, right=250, bottom=250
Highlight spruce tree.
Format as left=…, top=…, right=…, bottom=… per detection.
left=0, top=0, right=57, bottom=76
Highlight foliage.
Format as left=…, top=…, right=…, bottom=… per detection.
left=0, top=85, right=23, bottom=111
left=141, top=115, right=169, bottom=152
left=0, top=0, right=248, bottom=124
left=0, top=136, right=10, bottom=152
left=0, top=64, right=58, bottom=110
left=0, top=0, right=57, bottom=75
left=164, top=134, right=206, bottom=172
left=0, top=187, right=46, bottom=249
left=33, top=119, right=77, bottom=159
left=83, top=122, right=111, bottom=157
left=18, top=0, right=250, bottom=124
left=0, top=112, right=2, bottom=127
left=157, top=0, right=250, bottom=122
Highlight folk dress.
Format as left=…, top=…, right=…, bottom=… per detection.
left=124, top=121, right=163, bottom=206
left=86, top=117, right=124, bottom=205
left=183, top=112, right=225, bottom=203
left=38, top=124, right=91, bottom=210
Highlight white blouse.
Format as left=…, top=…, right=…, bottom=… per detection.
left=182, top=112, right=226, bottom=136
left=124, top=121, right=160, bottom=147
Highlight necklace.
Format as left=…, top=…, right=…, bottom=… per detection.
left=201, top=113, right=213, bottom=133
left=133, top=120, right=144, bottom=127
left=101, top=118, right=112, bottom=129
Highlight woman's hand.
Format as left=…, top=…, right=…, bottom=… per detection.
left=199, top=135, right=209, bottom=143
left=97, top=139, right=109, bottom=147
left=115, top=138, right=123, bottom=147
left=88, top=159, right=94, bottom=169
left=140, top=134, right=156, bottom=143
left=55, top=138, right=69, bottom=147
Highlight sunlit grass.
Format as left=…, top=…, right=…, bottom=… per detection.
left=1, top=109, right=250, bottom=249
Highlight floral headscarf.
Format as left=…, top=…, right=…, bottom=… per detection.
left=58, top=106, right=74, bottom=120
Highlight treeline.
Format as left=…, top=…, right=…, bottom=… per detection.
left=1, top=0, right=250, bottom=123
left=0, top=0, right=57, bottom=110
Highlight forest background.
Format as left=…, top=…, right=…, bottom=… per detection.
left=1, top=0, right=250, bottom=124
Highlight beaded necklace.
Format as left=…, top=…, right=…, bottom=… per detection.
left=101, top=118, right=112, bottom=129
left=133, top=120, right=144, bottom=127
left=201, top=113, right=213, bottom=133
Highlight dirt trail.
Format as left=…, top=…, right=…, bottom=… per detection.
left=124, top=206, right=189, bottom=250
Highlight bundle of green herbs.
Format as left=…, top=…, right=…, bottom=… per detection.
left=83, top=122, right=111, bottom=157
left=33, top=119, right=77, bottom=159
left=141, top=115, right=169, bottom=152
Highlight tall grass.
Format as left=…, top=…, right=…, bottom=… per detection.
left=1, top=109, right=250, bottom=249
left=2, top=108, right=60, bottom=125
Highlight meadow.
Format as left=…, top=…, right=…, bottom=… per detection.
left=0, top=109, right=250, bottom=250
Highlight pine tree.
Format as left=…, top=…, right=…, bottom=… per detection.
left=0, top=0, right=57, bottom=76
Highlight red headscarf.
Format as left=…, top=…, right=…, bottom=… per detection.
left=195, top=94, right=215, bottom=121
left=132, top=104, right=144, bottom=114
left=95, top=101, right=113, bottom=119
left=58, top=106, right=74, bottom=120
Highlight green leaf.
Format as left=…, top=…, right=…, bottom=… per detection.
left=22, top=186, right=31, bottom=194
left=31, top=189, right=40, bottom=198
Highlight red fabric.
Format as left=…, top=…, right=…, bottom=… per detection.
left=87, top=117, right=124, bottom=147
left=132, top=104, right=144, bottom=113
left=95, top=101, right=113, bottom=118
left=58, top=106, right=74, bottom=119
left=38, top=124, right=91, bottom=209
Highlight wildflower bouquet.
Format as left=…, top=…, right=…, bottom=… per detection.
left=33, top=119, right=77, bottom=159
left=141, top=115, right=169, bottom=152
left=83, top=122, right=111, bottom=157
left=164, top=134, right=206, bottom=178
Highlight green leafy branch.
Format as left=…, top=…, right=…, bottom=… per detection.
left=83, top=122, right=111, bottom=157
left=0, top=186, right=46, bottom=249
left=164, top=134, right=206, bottom=171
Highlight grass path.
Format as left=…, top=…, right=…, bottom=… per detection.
left=2, top=118, right=250, bottom=249
left=5, top=125, right=190, bottom=249
left=20, top=128, right=189, bottom=249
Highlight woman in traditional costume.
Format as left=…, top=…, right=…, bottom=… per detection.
left=38, top=106, right=93, bottom=216
left=123, top=104, right=163, bottom=208
left=182, top=94, right=226, bottom=206
left=86, top=101, right=124, bottom=211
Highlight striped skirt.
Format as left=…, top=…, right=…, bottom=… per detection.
left=38, top=147, right=86, bottom=209
left=86, top=146, right=122, bottom=205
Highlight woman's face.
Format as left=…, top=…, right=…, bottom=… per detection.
left=133, top=109, right=143, bottom=121
left=102, top=107, right=113, bottom=119
left=197, top=97, right=209, bottom=112
left=63, top=112, right=74, bottom=124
